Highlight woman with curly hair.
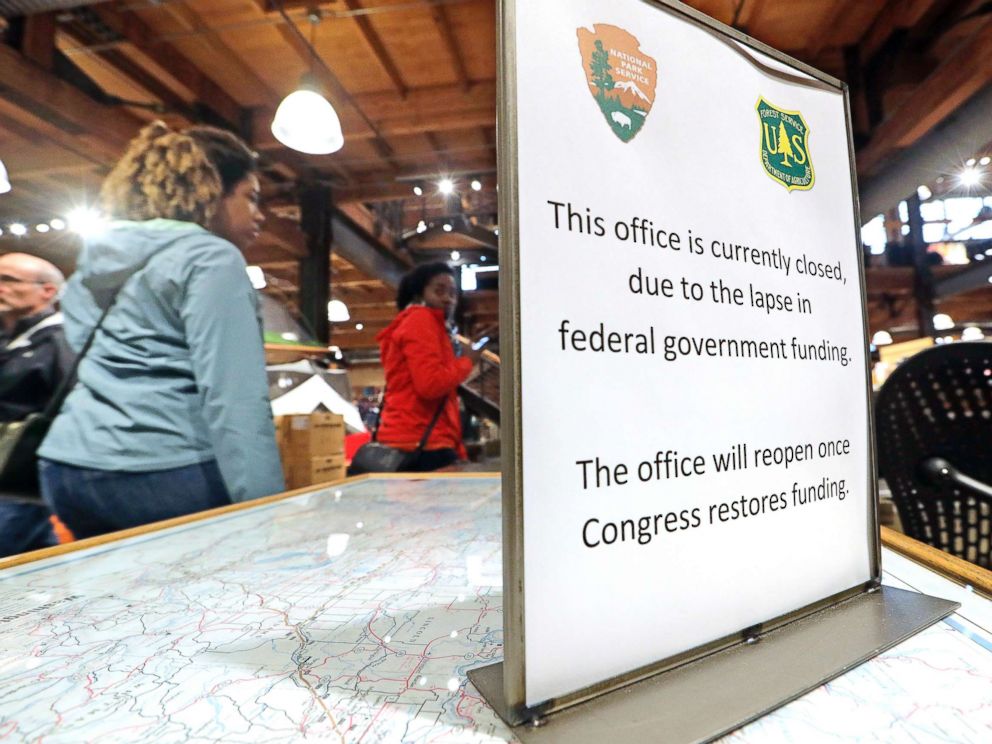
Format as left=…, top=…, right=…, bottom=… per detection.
left=38, top=122, right=284, bottom=537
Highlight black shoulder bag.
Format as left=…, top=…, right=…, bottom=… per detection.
left=348, top=391, right=447, bottom=475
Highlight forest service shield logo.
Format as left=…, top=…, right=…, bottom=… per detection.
left=756, top=97, right=814, bottom=191
left=577, top=24, right=657, bottom=143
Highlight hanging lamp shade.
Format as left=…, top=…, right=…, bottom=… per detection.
left=0, top=158, right=10, bottom=194
left=271, top=79, right=344, bottom=155
left=327, top=299, right=350, bottom=322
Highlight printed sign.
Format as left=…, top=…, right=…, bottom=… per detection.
left=507, top=0, right=871, bottom=709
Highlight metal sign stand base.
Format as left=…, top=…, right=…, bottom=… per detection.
left=468, top=586, right=958, bottom=743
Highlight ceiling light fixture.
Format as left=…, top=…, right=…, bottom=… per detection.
left=982, top=156, right=992, bottom=166
left=328, top=299, right=350, bottom=322
left=0, top=159, right=10, bottom=195
left=67, top=207, right=105, bottom=237
left=270, top=6, right=344, bottom=155
left=960, top=166, right=983, bottom=187
left=438, top=178, right=455, bottom=195
left=355, top=323, right=364, bottom=331
left=49, top=218, right=66, bottom=231
left=442, top=223, right=453, bottom=232
left=450, top=250, right=461, bottom=261
left=933, top=313, right=954, bottom=331
left=9, top=222, right=26, bottom=236
left=35, top=223, right=50, bottom=234
left=413, top=185, right=424, bottom=196
left=871, top=330, right=893, bottom=346
left=416, top=220, right=427, bottom=234
left=471, top=179, right=482, bottom=192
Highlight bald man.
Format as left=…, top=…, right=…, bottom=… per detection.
left=0, top=252, right=73, bottom=557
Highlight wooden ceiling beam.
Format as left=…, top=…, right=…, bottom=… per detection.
left=858, top=18, right=992, bottom=175
left=89, top=5, right=246, bottom=131
left=431, top=3, right=470, bottom=91
left=57, top=27, right=194, bottom=124
left=156, top=1, right=279, bottom=102
left=21, top=11, right=57, bottom=71
left=0, top=44, right=139, bottom=164
left=342, top=0, right=407, bottom=98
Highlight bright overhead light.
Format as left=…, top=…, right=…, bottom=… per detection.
left=450, top=250, right=461, bottom=261
left=0, top=159, right=10, bottom=194
left=871, top=331, right=893, bottom=346
left=35, top=223, right=50, bottom=234
left=245, top=265, right=266, bottom=289
left=49, top=218, right=65, bottom=231
left=271, top=84, right=344, bottom=155
left=438, top=178, right=455, bottom=195
left=442, top=223, right=453, bottom=232
left=982, top=156, right=992, bottom=166
left=494, top=227, right=500, bottom=236
left=9, top=223, right=26, bottom=236
left=471, top=179, right=482, bottom=192
left=416, top=220, right=427, bottom=234
left=917, top=185, right=932, bottom=200
left=67, top=207, right=105, bottom=236
left=966, top=158, right=977, bottom=167
left=413, top=185, right=424, bottom=196
left=327, top=299, right=350, bottom=322
left=959, top=166, right=983, bottom=187
left=355, top=322, right=364, bottom=331
left=933, top=313, right=954, bottom=331
left=480, top=255, right=487, bottom=262
left=962, top=327, right=985, bottom=341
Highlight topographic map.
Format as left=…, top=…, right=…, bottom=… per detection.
left=1, top=475, right=990, bottom=743
left=1, top=478, right=508, bottom=743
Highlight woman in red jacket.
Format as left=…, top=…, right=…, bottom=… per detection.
left=375, top=262, right=481, bottom=471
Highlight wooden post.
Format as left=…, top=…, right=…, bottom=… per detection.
left=907, top=192, right=935, bottom=338
left=299, top=183, right=333, bottom=344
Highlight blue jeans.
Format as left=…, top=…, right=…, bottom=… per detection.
left=0, top=500, right=57, bottom=558
left=39, top=459, right=231, bottom=539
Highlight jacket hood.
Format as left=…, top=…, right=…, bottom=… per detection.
left=78, top=219, right=209, bottom=306
left=376, top=304, right=446, bottom=345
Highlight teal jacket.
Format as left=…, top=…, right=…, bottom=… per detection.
left=40, top=219, right=285, bottom=502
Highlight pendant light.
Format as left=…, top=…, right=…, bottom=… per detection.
left=328, top=299, right=350, bottom=322
left=271, top=7, right=344, bottom=155
left=0, top=158, right=10, bottom=194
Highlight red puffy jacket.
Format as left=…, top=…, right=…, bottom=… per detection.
left=375, top=305, right=473, bottom=457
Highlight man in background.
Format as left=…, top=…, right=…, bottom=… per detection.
left=0, top=252, right=72, bottom=557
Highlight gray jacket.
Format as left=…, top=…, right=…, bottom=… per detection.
left=40, top=219, right=285, bottom=502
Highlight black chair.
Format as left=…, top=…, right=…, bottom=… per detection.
left=876, top=342, right=992, bottom=569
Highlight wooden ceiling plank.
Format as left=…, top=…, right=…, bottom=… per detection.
left=342, top=0, right=408, bottom=98
left=0, top=44, right=139, bottom=163
left=91, top=5, right=246, bottom=131
left=57, top=28, right=193, bottom=124
left=22, top=11, right=57, bottom=71
left=157, top=1, right=280, bottom=102
left=858, top=19, right=992, bottom=175
left=431, top=3, right=470, bottom=90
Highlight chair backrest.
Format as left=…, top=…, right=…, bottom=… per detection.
left=876, top=342, right=992, bottom=569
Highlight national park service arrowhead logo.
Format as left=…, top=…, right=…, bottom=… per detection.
left=577, top=24, right=657, bottom=143
left=756, top=97, right=814, bottom=191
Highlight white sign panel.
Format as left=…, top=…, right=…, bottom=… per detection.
left=511, top=0, right=873, bottom=706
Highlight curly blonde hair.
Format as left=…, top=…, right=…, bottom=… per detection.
left=99, top=121, right=224, bottom=226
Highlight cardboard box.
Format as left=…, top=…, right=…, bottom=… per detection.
left=275, top=412, right=345, bottom=463
left=285, top=454, right=346, bottom=490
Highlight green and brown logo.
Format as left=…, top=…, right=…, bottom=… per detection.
left=577, top=24, right=657, bottom=143
left=756, top=97, right=814, bottom=191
